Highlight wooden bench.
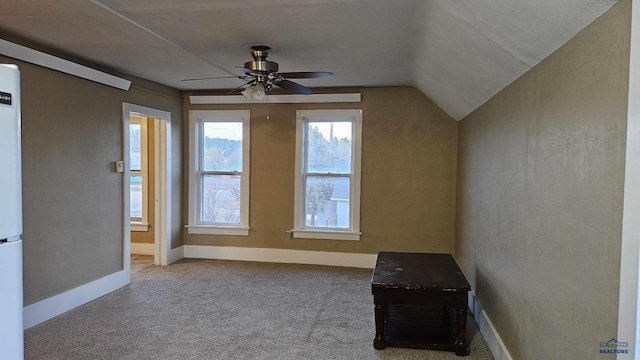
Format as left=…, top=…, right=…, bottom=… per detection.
left=371, top=252, right=471, bottom=356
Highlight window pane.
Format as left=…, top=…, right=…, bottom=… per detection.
left=306, top=121, right=352, bottom=173
left=130, top=175, right=142, bottom=221
left=304, top=176, right=350, bottom=228
left=203, top=122, right=243, bottom=171
left=130, top=124, right=141, bottom=171
left=201, top=174, right=242, bottom=224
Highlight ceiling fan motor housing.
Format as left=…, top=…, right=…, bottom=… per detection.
left=244, top=45, right=279, bottom=73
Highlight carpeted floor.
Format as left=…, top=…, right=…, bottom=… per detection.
left=25, top=256, right=494, bottom=359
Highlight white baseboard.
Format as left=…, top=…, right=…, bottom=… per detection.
left=23, top=269, right=130, bottom=329
left=468, top=291, right=513, bottom=360
left=130, top=242, right=154, bottom=256
left=183, top=245, right=377, bottom=269
left=168, top=246, right=184, bottom=264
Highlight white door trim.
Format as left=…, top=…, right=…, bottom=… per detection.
left=123, top=103, right=172, bottom=266
left=154, top=118, right=171, bottom=265
left=618, top=1, right=640, bottom=358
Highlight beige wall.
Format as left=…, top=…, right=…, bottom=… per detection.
left=455, top=1, right=630, bottom=359
left=1, top=49, right=183, bottom=305
left=183, top=87, right=458, bottom=254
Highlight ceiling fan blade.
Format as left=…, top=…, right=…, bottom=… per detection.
left=235, top=66, right=253, bottom=73
left=278, top=71, right=334, bottom=79
left=275, top=79, right=313, bottom=95
left=226, top=80, right=255, bottom=95
left=182, top=75, right=243, bottom=81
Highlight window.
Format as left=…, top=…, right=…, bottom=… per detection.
left=130, top=116, right=148, bottom=231
left=188, top=110, right=250, bottom=236
left=293, top=109, right=362, bottom=241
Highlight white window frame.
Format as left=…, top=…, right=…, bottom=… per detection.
left=130, top=116, right=149, bottom=232
left=293, top=109, right=362, bottom=241
left=187, top=110, right=250, bottom=236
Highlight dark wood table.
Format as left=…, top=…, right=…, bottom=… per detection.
left=371, top=252, right=471, bottom=356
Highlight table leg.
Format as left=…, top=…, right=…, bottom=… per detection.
left=455, top=305, right=470, bottom=356
left=373, top=304, right=386, bottom=350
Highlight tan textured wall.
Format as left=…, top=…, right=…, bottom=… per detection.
left=183, top=87, right=458, bottom=254
left=131, top=118, right=155, bottom=244
left=455, top=1, right=630, bottom=359
left=1, top=52, right=183, bottom=305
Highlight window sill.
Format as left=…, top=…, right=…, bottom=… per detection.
left=291, top=229, right=361, bottom=241
left=186, top=225, right=250, bottom=236
left=131, top=223, right=149, bottom=232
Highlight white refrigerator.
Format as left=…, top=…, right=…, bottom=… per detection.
left=0, top=64, right=24, bottom=360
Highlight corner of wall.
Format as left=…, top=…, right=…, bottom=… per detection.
left=468, top=291, right=513, bottom=360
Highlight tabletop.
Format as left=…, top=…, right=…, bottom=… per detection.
left=371, top=252, right=471, bottom=291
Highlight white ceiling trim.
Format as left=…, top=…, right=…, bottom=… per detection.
left=189, top=93, right=361, bottom=104
left=0, top=39, right=131, bottom=90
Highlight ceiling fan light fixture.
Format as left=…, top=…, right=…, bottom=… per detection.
left=241, top=87, right=254, bottom=100
left=253, top=83, right=266, bottom=100
left=241, top=83, right=267, bottom=100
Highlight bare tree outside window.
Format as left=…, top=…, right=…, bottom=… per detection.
left=201, top=174, right=241, bottom=224
left=305, top=178, right=334, bottom=226
left=199, top=121, right=243, bottom=225
left=304, top=121, right=352, bottom=228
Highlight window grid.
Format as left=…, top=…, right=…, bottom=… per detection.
left=293, top=110, right=362, bottom=240
left=197, top=120, right=242, bottom=226
left=187, top=110, right=250, bottom=236
left=301, top=119, right=354, bottom=230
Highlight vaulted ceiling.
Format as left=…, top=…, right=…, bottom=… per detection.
left=0, top=0, right=618, bottom=119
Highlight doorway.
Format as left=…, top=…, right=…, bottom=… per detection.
left=129, top=115, right=154, bottom=254
left=123, top=103, right=172, bottom=267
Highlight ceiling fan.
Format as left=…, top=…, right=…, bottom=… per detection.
left=182, top=45, right=334, bottom=99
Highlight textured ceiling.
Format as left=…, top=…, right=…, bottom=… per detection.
left=0, top=0, right=618, bottom=119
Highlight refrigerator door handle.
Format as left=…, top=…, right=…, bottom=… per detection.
left=0, top=235, right=21, bottom=243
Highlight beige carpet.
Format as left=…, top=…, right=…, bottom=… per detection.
left=25, top=255, right=494, bottom=359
